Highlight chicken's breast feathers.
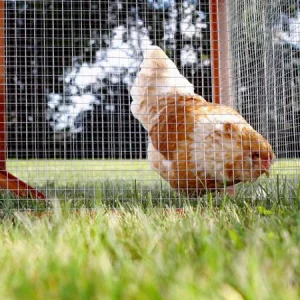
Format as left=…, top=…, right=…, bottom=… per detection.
left=149, top=95, right=274, bottom=194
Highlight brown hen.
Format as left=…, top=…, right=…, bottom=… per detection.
left=130, top=46, right=274, bottom=196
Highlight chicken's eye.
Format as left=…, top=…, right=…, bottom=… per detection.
left=252, top=152, right=260, bottom=159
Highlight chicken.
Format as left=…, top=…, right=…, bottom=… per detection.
left=130, top=46, right=274, bottom=196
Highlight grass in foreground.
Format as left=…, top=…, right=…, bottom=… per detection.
left=0, top=160, right=298, bottom=299
left=0, top=201, right=299, bottom=299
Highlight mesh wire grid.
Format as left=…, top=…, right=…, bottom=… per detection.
left=2, top=0, right=300, bottom=210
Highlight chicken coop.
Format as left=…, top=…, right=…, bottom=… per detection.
left=1, top=0, right=300, bottom=209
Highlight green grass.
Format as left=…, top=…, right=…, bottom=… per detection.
left=7, top=158, right=300, bottom=185
left=0, top=160, right=299, bottom=298
left=0, top=202, right=299, bottom=299
left=1, top=159, right=300, bottom=211
left=6, top=159, right=160, bottom=184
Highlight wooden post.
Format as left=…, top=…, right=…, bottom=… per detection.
left=209, top=0, right=233, bottom=106
left=0, top=1, right=45, bottom=200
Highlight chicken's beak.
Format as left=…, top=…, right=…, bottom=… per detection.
left=261, top=160, right=271, bottom=178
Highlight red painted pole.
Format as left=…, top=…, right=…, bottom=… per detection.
left=0, top=0, right=6, bottom=170
left=209, top=0, right=233, bottom=106
left=0, top=1, right=45, bottom=200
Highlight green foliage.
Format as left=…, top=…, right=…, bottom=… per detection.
left=0, top=199, right=299, bottom=298
left=0, top=160, right=299, bottom=298
left=0, top=159, right=299, bottom=212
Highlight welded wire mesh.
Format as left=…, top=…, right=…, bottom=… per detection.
left=229, top=0, right=300, bottom=171
left=2, top=0, right=300, bottom=210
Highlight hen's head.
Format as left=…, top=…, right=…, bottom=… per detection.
left=251, top=146, right=275, bottom=177
left=241, top=131, right=275, bottom=179
left=224, top=125, right=275, bottom=183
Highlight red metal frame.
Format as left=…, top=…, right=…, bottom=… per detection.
left=209, top=0, right=233, bottom=106
left=0, top=1, right=45, bottom=200
left=0, top=1, right=231, bottom=201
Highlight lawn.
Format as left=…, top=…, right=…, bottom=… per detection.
left=0, top=203, right=299, bottom=299
left=2, top=159, right=300, bottom=209
left=6, top=158, right=300, bottom=185
left=0, top=159, right=298, bottom=299
left=7, top=159, right=160, bottom=184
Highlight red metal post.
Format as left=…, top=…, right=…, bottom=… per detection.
left=0, top=0, right=6, bottom=170
left=0, top=1, right=45, bottom=200
left=209, top=0, right=233, bottom=106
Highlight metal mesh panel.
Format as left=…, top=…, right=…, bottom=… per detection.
left=2, top=0, right=299, bottom=210
left=229, top=0, right=300, bottom=172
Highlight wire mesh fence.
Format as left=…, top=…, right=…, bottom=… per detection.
left=229, top=0, right=300, bottom=195
left=1, top=0, right=300, bottom=210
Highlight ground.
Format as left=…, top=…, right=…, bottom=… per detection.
left=0, top=160, right=299, bottom=299
left=4, top=159, right=300, bottom=208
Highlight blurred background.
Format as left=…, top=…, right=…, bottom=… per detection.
left=5, top=0, right=300, bottom=160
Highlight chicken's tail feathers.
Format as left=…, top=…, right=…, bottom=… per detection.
left=142, top=46, right=177, bottom=70
left=143, top=46, right=169, bottom=68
